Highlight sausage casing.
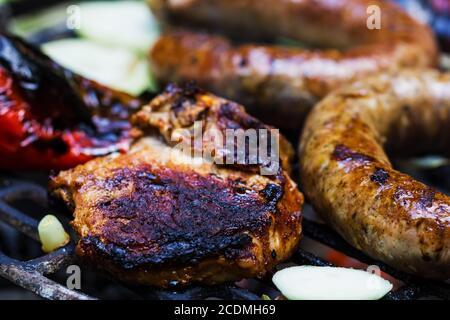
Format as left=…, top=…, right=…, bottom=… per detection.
left=299, top=70, right=450, bottom=279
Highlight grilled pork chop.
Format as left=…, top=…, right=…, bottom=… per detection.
left=50, top=85, right=303, bottom=288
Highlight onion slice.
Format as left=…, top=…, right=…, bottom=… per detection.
left=42, top=39, right=155, bottom=95
left=273, top=266, right=393, bottom=300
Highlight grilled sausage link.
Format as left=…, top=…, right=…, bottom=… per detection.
left=299, top=70, right=450, bottom=279
left=149, top=0, right=437, bottom=131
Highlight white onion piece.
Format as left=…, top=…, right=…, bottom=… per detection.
left=273, top=266, right=393, bottom=300
left=38, top=215, right=70, bottom=253
left=42, top=39, right=154, bottom=95
left=76, top=1, right=160, bottom=53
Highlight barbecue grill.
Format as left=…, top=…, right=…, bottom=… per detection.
left=0, top=0, right=449, bottom=300
left=0, top=172, right=449, bottom=300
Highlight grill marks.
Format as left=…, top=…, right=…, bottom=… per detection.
left=332, top=144, right=375, bottom=163
left=332, top=146, right=392, bottom=188
left=90, top=166, right=279, bottom=268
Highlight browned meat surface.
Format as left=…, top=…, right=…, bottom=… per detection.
left=149, top=0, right=437, bottom=130
left=50, top=85, right=303, bottom=288
left=299, top=70, right=450, bottom=279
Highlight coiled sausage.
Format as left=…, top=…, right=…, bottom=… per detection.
left=149, top=0, right=438, bottom=130
left=299, top=70, right=450, bottom=279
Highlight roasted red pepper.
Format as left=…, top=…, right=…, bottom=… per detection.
left=0, top=33, right=143, bottom=170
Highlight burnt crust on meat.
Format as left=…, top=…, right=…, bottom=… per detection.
left=50, top=84, right=303, bottom=287
left=79, top=165, right=278, bottom=268
left=132, top=83, right=294, bottom=174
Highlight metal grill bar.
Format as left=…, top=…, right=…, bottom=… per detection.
left=0, top=178, right=263, bottom=300
left=0, top=250, right=93, bottom=300
left=0, top=181, right=46, bottom=240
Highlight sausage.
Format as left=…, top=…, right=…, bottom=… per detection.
left=298, top=70, right=450, bottom=279
left=149, top=0, right=438, bottom=131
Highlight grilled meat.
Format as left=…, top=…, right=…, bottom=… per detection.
left=50, top=85, right=303, bottom=287
left=299, top=70, right=450, bottom=279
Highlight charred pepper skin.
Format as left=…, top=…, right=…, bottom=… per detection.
left=0, top=33, right=143, bottom=171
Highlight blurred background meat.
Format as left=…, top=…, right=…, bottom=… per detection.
left=394, top=0, right=450, bottom=52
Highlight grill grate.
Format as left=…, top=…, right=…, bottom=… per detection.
left=0, top=176, right=448, bottom=300
left=0, top=178, right=92, bottom=300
